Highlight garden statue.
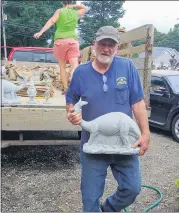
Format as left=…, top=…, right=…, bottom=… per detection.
left=170, top=55, right=177, bottom=69
left=1, top=65, right=27, bottom=105
left=43, top=71, right=52, bottom=104
left=27, top=77, right=37, bottom=104
left=43, top=87, right=51, bottom=104
left=74, top=100, right=141, bottom=155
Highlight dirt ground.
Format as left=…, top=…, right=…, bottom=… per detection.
left=1, top=128, right=179, bottom=212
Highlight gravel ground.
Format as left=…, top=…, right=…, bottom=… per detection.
left=1, top=128, right=179, bottom=212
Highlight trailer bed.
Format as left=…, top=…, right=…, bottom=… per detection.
left=1, top=88, right=80, bottom=131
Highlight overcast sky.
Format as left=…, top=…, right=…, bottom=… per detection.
left=78, top=1, right=179, bottom=34
left=119, top=1, right=179, bottom=33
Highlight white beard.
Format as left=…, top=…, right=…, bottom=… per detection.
left=96, top=54, right=114, bottom=64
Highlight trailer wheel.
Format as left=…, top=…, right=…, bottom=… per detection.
left=78, top=131, right=82, bottom=139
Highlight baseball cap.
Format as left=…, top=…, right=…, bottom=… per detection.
left=95, top=26, right=120, bottom=43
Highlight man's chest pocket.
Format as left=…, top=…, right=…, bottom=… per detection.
left=115, top=85, right=129, bottom=104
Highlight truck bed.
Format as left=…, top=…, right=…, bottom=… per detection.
left=1, top=88, right=81, bottom=131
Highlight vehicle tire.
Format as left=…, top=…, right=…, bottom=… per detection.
left=78, top=131, right=82, bottom=139
left=171, top=114, right=179, bottom=143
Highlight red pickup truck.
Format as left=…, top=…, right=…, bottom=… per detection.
left=2, top=46, right=81, bottom=64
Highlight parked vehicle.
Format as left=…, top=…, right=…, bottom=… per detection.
left=1, top=46, right=82, bottom=64
left=8, top=46, right=59, bottom=63
left=149, top=70, right=179, bottom=142
left=1, top=46, right=58, bottom=63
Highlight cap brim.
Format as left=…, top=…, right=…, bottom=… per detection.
left=96, top=35, right=119, bottom=43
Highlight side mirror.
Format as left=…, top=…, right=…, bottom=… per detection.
left=152, top=87, right=170, bottom=97
left=159, top=87, right=170, bottom=97
left=158, top=86, right=166, bottom=91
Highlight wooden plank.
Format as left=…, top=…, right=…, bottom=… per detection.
left=119, top=44, right=146, bottom=56
left=143, top=25, right=154, bottom=105
left=120, top=24, right=153, bottom=44
left=130, top=56, right=153, bottom=105
left=81, top=46, right=91, bottom=63
left=1, top=107, right=81, bottom=131
left=1, top=140, right=80, bottom=148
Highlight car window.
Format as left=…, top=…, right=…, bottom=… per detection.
left=166, top=75, right=179, bottom=93
left=33, top=51, right=45, bottom=62
left=46, top=52, right=58, bottom=63
left=12, top=51, right=33, bottom=62
left=150, top=76, right=168, bottom=93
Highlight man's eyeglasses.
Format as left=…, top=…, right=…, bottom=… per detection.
left=102, top=75, right=108, bottom=92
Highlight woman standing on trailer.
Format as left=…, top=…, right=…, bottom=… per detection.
left=34, top=1, right=87, bottom=94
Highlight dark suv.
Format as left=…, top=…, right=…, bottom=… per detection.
left=149, top=70, right=179, bottom=142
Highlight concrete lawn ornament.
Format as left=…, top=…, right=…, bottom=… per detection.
left=43, top=71, right=52, bottom=105
left=1, top=65, right=27, bottom=105
left=27, top=77, right=37, bottom=104
left=74, top=100, right=141, bottom=155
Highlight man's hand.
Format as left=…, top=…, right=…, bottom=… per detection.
left=132, top=133, right=150, bottom=156
left=67, top=107, right=82, bottom=125
left=34, top=32, right=43, bottom=39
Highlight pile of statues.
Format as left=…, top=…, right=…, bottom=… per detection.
left=1, top=65, right=52, bottom=105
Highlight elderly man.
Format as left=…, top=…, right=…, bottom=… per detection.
left=66, top=26, right=150, bottom=212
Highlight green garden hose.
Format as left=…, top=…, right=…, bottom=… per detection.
left=124, top=185, right=163, bottom=212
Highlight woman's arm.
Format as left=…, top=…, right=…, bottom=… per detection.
left=34, top=9, right=60, bottom=39
left=67, top=4, right=87, bottom=17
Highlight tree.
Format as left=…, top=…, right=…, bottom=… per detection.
left=153, top=28, right=167, bottom=46
left=78, top=1, right=125, bottom=44
left=132, top=26, right=179, bottom=52
left=163, top=24, right=179, bottom=51
left=132, top=28, right=167, bottom=47
left=1, top=1, right=65, bottom=47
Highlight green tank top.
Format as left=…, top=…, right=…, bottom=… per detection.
left=54, top=8, right=78, bottom=41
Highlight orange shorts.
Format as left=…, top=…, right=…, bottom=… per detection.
left=53, top=38, right=80, bottom=62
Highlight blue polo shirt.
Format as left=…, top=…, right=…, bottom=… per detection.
left=66, top=56, right=144, bottom=144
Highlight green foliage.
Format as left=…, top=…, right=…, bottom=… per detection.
left=132, top=26, right=179, bottom=52
left=132, top=53, right=139, bottom=58
left=78, top=1, right=125, bottom=44
left=176, top=179, right=179, bottom=187
left=153, top=28, right=167, bottom=46
left=132, top=28, right=167, bottom=47
left=156, top=24, right=179, bottom=51
left=176, top=179, right=179, bottom=202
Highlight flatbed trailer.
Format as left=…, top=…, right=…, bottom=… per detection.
left=1, top=24, right=154, bottom=147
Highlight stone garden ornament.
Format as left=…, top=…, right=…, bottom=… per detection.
left=27, top=77, right=37, bottom=104
left=74, top=100, right=141, bottom=155
left=43, top=71, right=52, bottom=104
left=1, top=65, right=27, bottom=105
